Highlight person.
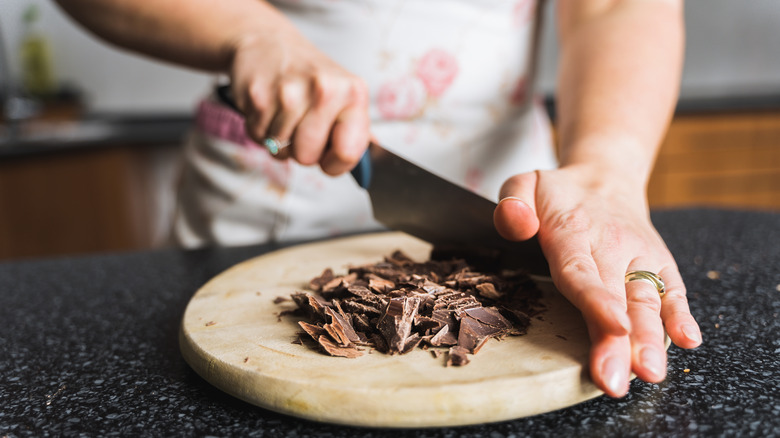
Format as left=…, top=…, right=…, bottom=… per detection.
left=55, top=0, right=701, bottom=398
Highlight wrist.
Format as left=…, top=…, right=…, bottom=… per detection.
left=558, top=135, right=657, bottom=190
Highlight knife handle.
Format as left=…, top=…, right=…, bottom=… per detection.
left=350, top=150, right=372, bottom=190
left=215, top=85, right=373, bottom=189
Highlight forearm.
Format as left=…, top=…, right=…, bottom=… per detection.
left=555, top=0, right=684, bottom=188
left=54, top=0, right=300, bottom=72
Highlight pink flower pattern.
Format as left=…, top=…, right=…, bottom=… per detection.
left=415, top=49, right=459, bottom=98
left=377, top=76, right=427, bottom=120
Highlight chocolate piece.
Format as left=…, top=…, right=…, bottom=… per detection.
left=457, top=316, right=502, bottom=353
left=461, top=307, right=513, bottom=331
left=446, top=346, right=471, bottom=367
left=476, top=282, right=502, bottom=300
left=377, top=297, right=421, bottom=354
left=428, top=324, right=457, bottom=347
left=366, top=274, right=395, bottom=294
left=309, top=268, right=335, bottom=292
left=318, top=335, right=363, bottom=358
left=291, top=292, right=329, bottom=321
left=280, top=249, right=544, bottom=366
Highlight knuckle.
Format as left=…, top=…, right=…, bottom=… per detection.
left=348, top=77, right=369, bottom=107
left=247, top=81, right=271, bottom=111
left=548, top=207, right=591, bottom=234
left=330, top=144, right=362, bottom=166
left=558, top=254, right=598, bottom=279
left=278, top=79, right=304, bottom=110
left=312, top=73, right=334, bottom=103
left=291, top=133, right=325, bottom=165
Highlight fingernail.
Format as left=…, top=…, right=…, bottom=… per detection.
left=602, top=356, right=628, bottom=396
left=682, top=324, right=702, bottom=344
left=500, top=197, right=528, bottom=207
left=640, top=347, right=666, bottom=379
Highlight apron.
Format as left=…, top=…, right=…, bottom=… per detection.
left=174, top=0, right=557, bottom=247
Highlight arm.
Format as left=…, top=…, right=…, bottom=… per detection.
left=55, top=0, right=370, bottom=174
left=494, top=0, right=701, bottom=397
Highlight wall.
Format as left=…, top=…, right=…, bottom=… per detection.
left=0, top=0, right=213, bottom=113
left=1, top=0, right=779, bottom=114
left=537, top=0, right=780, bottom=98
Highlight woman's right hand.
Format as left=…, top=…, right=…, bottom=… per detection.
left=229, top=32, right=371, bottom=175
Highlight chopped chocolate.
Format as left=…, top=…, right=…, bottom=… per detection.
left=318, top=335, right=363, bottom=358
left=428, top=324, right=456, bottom=347
left=309, top=268, right=335, bottom=292
left=377, top=297, right=421, bottom=354
left=446, top=346, right=471, bottom=367
left=279, top=250, right=544, bottom=366
left=476, top=282, right=502, bottom=300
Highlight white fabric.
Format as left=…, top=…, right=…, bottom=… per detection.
left=174, top=0, right=558, bottom=247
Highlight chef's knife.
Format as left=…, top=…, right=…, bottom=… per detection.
left=215, top=85, right=549, bottom=275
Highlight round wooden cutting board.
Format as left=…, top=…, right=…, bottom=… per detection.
left=179, top=232, right=606, bottom=427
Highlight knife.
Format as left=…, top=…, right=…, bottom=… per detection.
left=215, top=85, right=549, bottom=275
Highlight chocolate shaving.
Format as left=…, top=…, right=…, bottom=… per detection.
left=446, top=346, right=471, bottom=367
left=280, top=250, right=544, bottom=366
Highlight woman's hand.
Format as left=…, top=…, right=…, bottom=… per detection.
left=229, top=32, right=371, bottom=175
left=494, top=165, right=702, bottom=397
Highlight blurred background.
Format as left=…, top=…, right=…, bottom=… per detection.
left=0, top=0, right=779, bottom=260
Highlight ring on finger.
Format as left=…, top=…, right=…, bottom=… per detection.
left=261, top=136, right=291, bottom=155
left=625, top=270, right=666, bottom=298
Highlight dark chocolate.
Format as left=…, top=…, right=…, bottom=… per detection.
left=281, top=250, right=543, bottom=366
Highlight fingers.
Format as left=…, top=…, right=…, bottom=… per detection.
left=624, top=264, right=667, bottom=383
left=301, top=76, right=370, bottom=175
left=238, top=80, right=278, bottom=143
left=266, top=78, right=310, bottom=151
left=539, top=214, right=631, bottom=337
left=494, top=172, right=540, bottom=241
left=588, top=325, right=632, bottom=398
left=236, top=71, right=370, bottom=174
left=658, top=265, right=702, bottom=349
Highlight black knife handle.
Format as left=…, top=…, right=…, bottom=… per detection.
left=214, top=84, right=372, bottom=189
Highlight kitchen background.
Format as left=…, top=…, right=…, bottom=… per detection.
left=1, top=0, right=779, bottom=260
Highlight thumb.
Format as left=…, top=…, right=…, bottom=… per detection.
left=494, top=171, right=540, bottom=241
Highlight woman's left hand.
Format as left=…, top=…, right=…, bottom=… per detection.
left=493, top=165, right=702, bottom=397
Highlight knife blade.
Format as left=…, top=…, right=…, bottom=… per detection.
left=356, top=143, right=549, bottom=275
left=214, top=85, right=548, bottom=274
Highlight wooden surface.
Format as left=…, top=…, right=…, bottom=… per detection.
left=0, top=144, right=179, bottom=260
left=179, top=232, right=608, bottom=428
left=648, top=110, right=780, bottom=210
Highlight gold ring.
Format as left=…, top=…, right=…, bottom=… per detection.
left=625, top=270, right=666, bottom=298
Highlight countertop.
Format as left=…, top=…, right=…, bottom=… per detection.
left=1, top=209, right=778, bottom=437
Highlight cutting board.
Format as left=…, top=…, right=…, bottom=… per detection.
left=179, top=232, right=605, bottom=427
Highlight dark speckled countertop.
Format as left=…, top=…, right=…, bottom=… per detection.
left=1, top=209, right=778, bottom=437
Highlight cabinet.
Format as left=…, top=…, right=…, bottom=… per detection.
left=648, top=110, right=780, bottom=210
left=0, top=143, right=180, bottom=260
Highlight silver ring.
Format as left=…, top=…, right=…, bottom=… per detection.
left=261, top=136, right=291, bottom=155
left=625, top=270, right=666, bottom=298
